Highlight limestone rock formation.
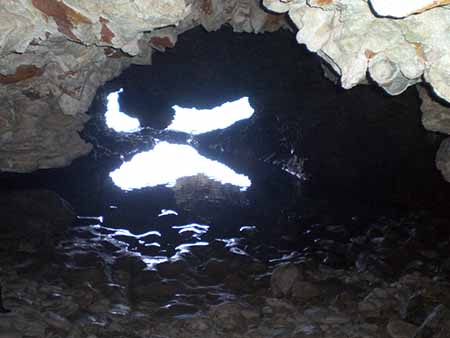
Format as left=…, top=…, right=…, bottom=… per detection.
left=437, top=138, right=450, bottom=182
left=262, top=0, right=450, bottom=182
left=263, top=0, right=450, bottom=103
left=369, top=0, right=450, bottom=18
left=2, top=0, right=450, bottom=184
left=418, top=86, right=450, bottom=135
left=0, top=0, right=286, bottom=172
left=417, top=86, right=450, bottom=181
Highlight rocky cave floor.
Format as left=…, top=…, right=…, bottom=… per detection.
left=1, top=27, right=450, bottom=338
left=0, top=209, right=450, bottom=338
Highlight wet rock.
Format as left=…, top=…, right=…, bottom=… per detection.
left=330, top=291, right=359, bottom=314
left=418, top=86, right=450, bottom=135
left=271, top=263, right=303, bottom=298
left=291, top=322, right=324, bottom=338
left=0, top=328, right=22, bottom=338
left=386, top=320, right=417, bottom=338
left=400, top=294, right=428, bottom=325
left=131, top=279, right=184, bottom=302
left=131, top=270, right=161, bottom=285
left=71, top=252, right=105, bottom=268
left=177, top=313, right=211, bottom=332
left=44, top=311, right=72, bottom=332
left=265, top=297, right=297, bottom=314
left=358, top=287, right=398, bottom=318
left=62, top=267, right=107, bottom=288
left=113, top=255, right=147, bottom=274
left=157, top=302, right=199, bottom=316
left=209, top=301, right=247, bottom=332
left=157, top=259, right=189, bottom=278
left=203, top=258, right=229, bottom=281
left=291, top=281, right=320, bottom=302
left=413, top=304, right=450, bottom=338
left=0, top=190, right=75, bottom=253
left=4, top=311, right=47, bottom=337
left=319, top=313, right=351, bottom=325
left=436, top=138, right=450, bottom=183
left=224, top=273, right=248, bottom=292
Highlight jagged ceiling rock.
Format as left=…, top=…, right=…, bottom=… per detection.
left=418, top=86, right=450, bottom=135
left=418, top=86, right=450, bottom=181
left=0, top=0, right=189, bottom=56
left=437, top=138, right=450, bottom=182
left=0, top=38, right=130, bottom=172
left=263, top=0, right=450, bottom=102
left=2, top=0, right=450, bottom=185
left=369, top=0, right=450, bottom=18
left=0, top=0, right=286, bottom=172
left=263, top=0, right=450, bottom=182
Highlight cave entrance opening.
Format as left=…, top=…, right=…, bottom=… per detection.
left=1, top=26, right=450, bottom=303
left=105, top=88, right=255, bottom=135
left=104, top=87, right=255, bottom=191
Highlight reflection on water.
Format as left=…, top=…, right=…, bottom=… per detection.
left=105, top=89, right=141, bottom=133
left=167, top=97, right=254, bottom=134
left=105, top=227, right=162, bottom=239
left=172, top=223, right=209, bottom=239
left=175, top=241, right=209, bottom=254
left=158, top=209, right=179, bottom=217
left=174, top=174, right=249, bottom=214
left=109, top=142, right=251, bottom=191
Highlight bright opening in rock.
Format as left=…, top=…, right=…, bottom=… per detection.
left=166, top=97, right=255, bottom=134
left=105, top=89, right=141, bottom=133
left=109, top=141, right=251, bottom=191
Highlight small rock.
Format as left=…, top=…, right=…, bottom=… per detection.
left=157, top=259, right=188, bottom=278
left=44, top=311, right=72, bottom=331
left=203, top=258, right=229, bottom=281
left=320, top=314, right=351, bottom=325
left=158, top=302, right=198, bottom=316
left=271, top=263, right=302, bottom=298
left=209, top=302, right=247, bottom=332
left=180, top=315, right=210, bottom=332
left=0, top=328, right=22, bottom=338
left=113, top=255, right=147, bottom=274
left=131, top=279, right=184, bottom=302
left=400, top=294, right=427, bottom=325
left=386, top=320, right=417, bottom=338
left=292, top=322, right=323, bottom=338
left=291, top=281, right=320, bottom=301
left=413, top=304, right=450, bottom=338
left=358, top=287, right=397, bottom=317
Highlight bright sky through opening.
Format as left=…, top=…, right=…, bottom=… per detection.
left=105, top=89, right=141, bottom=132
left=110, top=142, right=251, bottom=191
left=167, top=97, right=254, bottom=134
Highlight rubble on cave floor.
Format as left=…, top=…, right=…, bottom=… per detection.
left=0, top=212, right=449, bottom=338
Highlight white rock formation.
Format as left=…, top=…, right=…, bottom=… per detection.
left=263, top=0, right=450, bottom=102
left=263, top=0, right=450, bottom=182
left=369, top=0, right=450, bottom=19
left=1, top=0, right=450, bottom=183
left=0, top=0, right=286, bottom=172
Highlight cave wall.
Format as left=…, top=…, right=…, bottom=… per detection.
left=0, top=0, right=285, bottom=172
left=1, top=0, right=450, bottom=183
left=263, top=0, right=450, bottom=182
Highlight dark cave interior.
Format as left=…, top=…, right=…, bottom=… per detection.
left=0, top=26, right=450, bottom=337
left=2, top=26, right=449, bottom=213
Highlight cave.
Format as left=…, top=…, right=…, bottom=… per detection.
left=1, top=1, right=450, bottom=337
